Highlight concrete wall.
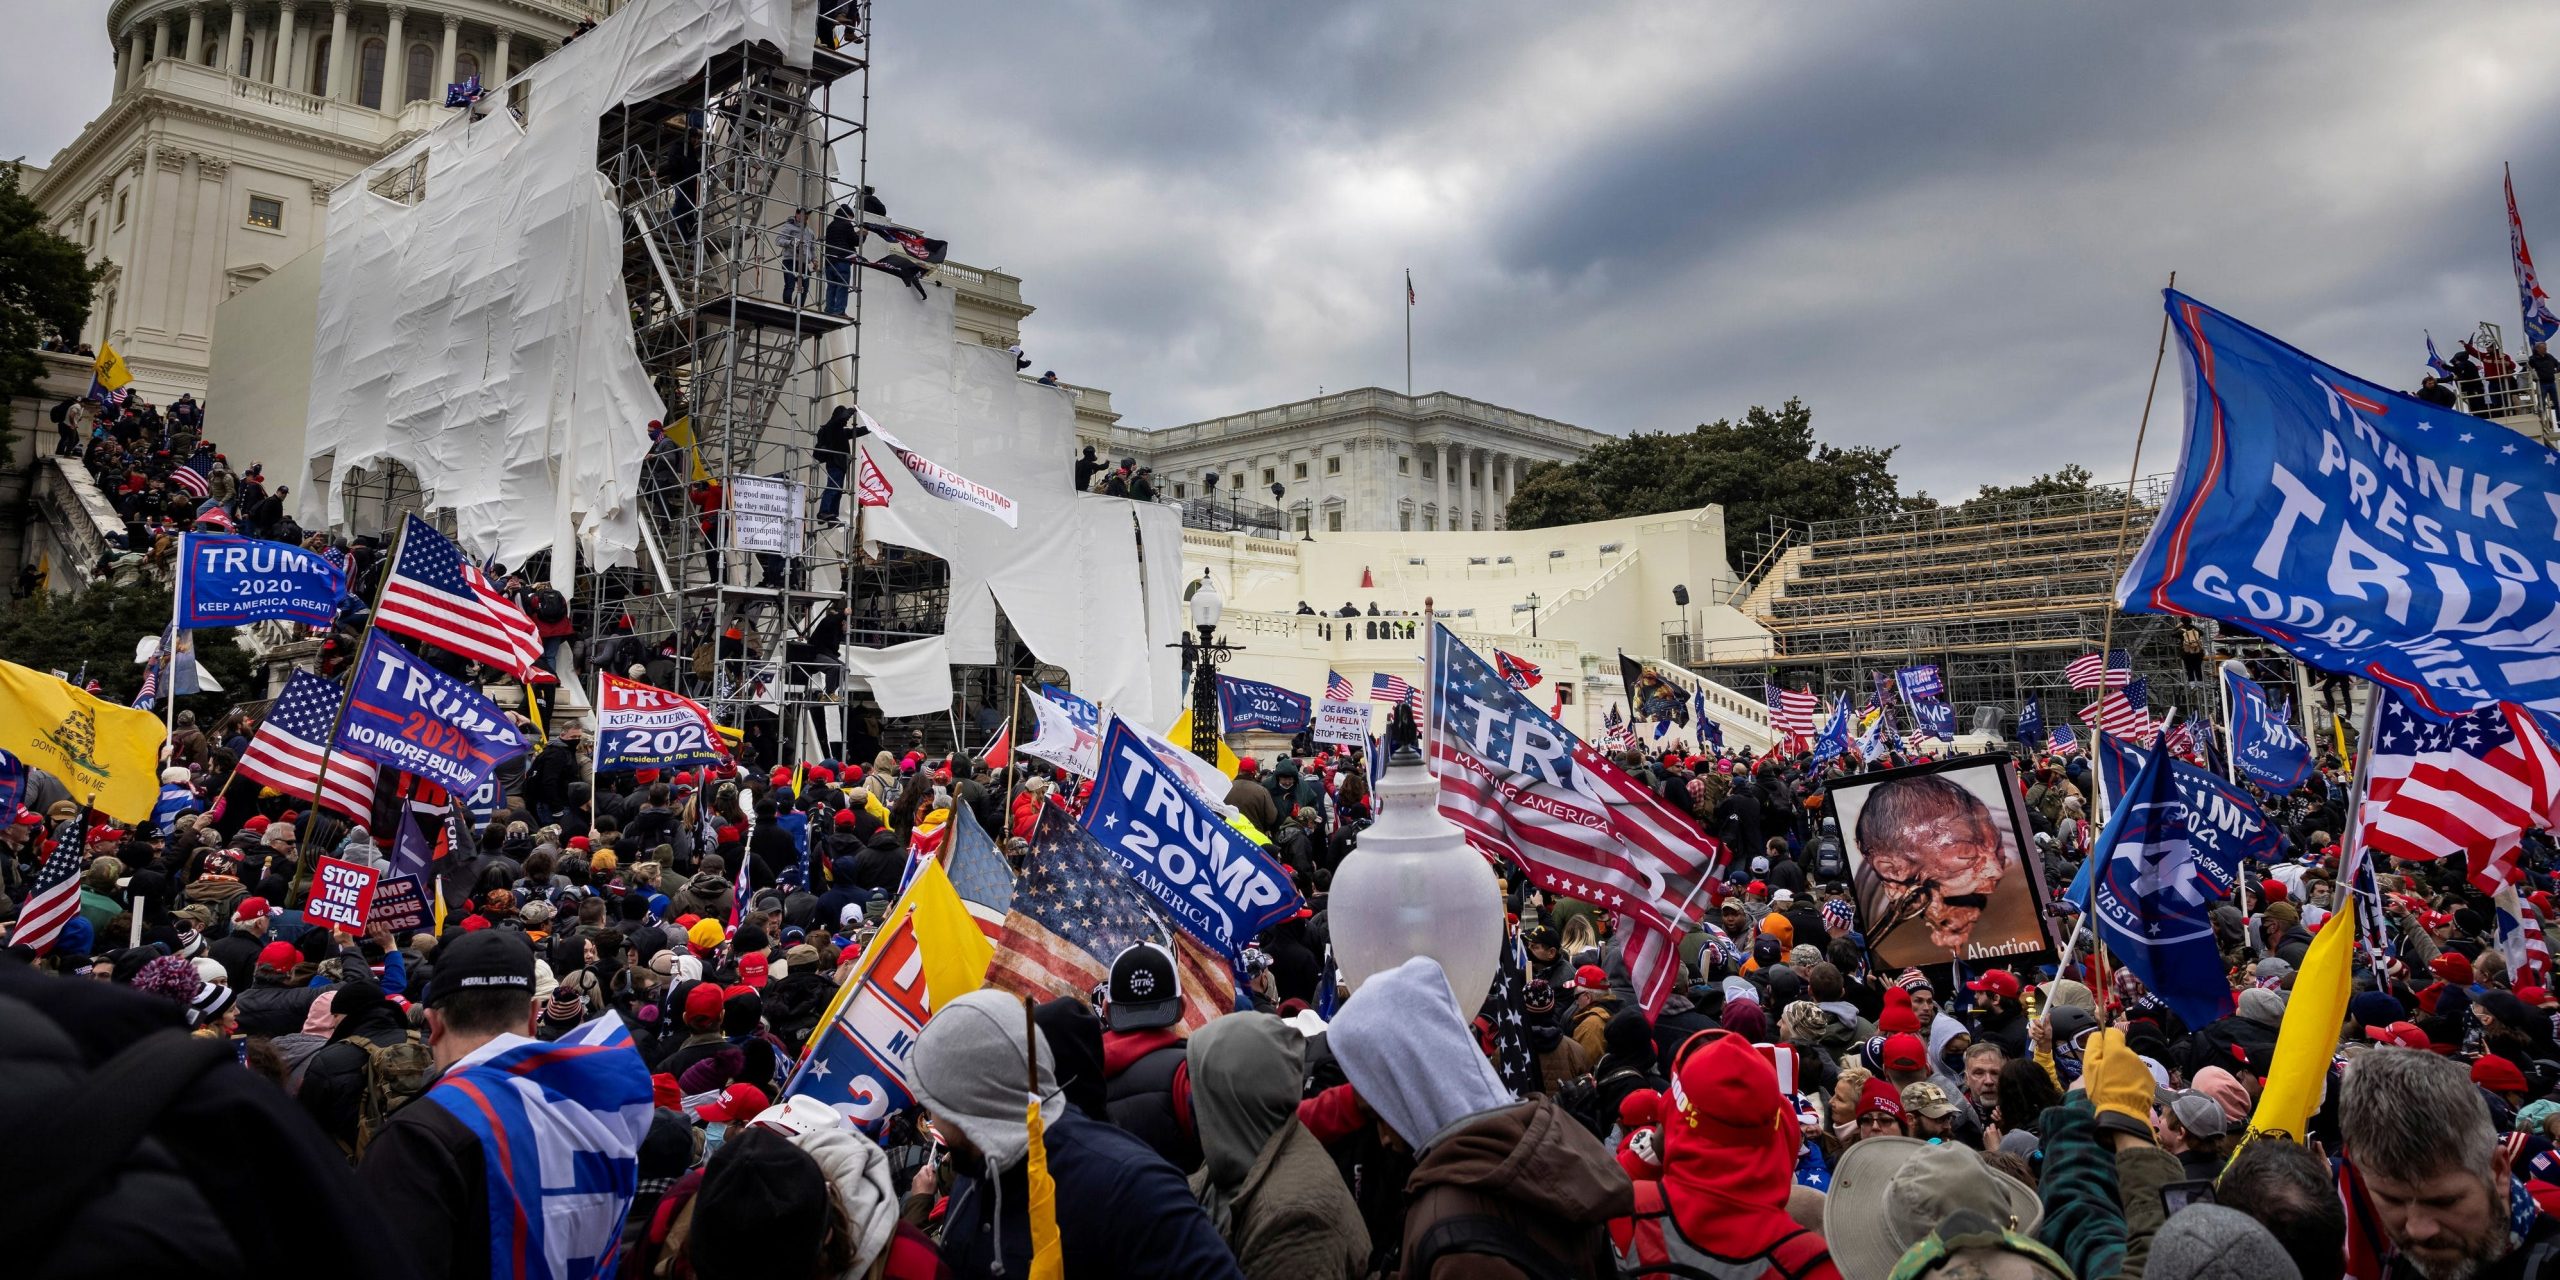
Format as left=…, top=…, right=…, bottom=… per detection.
left=203, top=242, right=322, bottom=502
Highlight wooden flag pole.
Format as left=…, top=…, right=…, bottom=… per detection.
left=2085, top=270, right=2177, bottom=1011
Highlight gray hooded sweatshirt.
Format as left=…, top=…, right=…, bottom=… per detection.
left=1188, top=1012, right=1305, bottom=1230
left=908, top=988, right=1066, bottom=1173
left=1327, top=955, right=1512, bottom=1152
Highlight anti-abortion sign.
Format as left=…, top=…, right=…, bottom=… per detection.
left=335, top=632, right=530, bottom=797
left=175, top=533, right=346, bottom=628
left=596, top=673, right=731, bottom=771
left=729, top=474, right=805, bottom=555
left=862, top=409, right=1018, bottom=528
left=2093, top=732, right=2273, bottom=895
left=1215, top=675, right=1311, bottom=734
left=1312, top=699, right=1370, bottom=749
left=2121, top=291, right=2560, bottom=717
left=1080, top=717, right=1302, bottom=961
left=2223, top=667, right=2313, bottom=792
left=370, top=873, right=430, bottom=933
left=306, top=855, right=381, bottom=932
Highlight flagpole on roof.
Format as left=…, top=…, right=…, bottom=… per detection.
left=1404, top=268, right=1414, bottom=397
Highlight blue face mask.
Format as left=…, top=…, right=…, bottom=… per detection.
left=702, top=1121, right=728, bottom=1158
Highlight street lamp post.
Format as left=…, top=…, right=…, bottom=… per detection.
left=1177, top=571, right=1239, bottom=761
left=1526, top=591, right=1541, bottom=638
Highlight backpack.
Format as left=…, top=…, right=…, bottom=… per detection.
left=1553, top=1071, right=1618, bottom=1139
left=1612, top=1181, right=1837, bottom=1279
left=347, top=1030, right=438, bottom=1157
left=1407, top=1212, right=1614, bottom=1280
left=534, top=589, right=569, bottom=624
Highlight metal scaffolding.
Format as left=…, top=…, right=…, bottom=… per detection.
left=1693, top=476, right=2236, bottom=731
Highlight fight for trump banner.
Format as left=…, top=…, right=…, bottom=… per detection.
left=1215, top=674, right=1311, bottom=734
left=335, top=632, right=529, bottom=796
left=2120, top=291, right=2560, bottom=716
left=175, top=533, right=346, bottom=629
left=1080, top=716, right=1302, bottom=961
left=595, top=673, right=731, bottom=772
left=862, top=408, right=1017, bottom=528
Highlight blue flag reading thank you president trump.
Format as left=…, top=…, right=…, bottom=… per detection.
left=1080, top=716, right=1301, bottom=961
left=335, top=631, right=529, bottom=797
left=2120, top=291, right=2560, bottom=717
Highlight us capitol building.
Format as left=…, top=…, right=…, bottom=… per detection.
left=21, top=0, right=1612, bottom=536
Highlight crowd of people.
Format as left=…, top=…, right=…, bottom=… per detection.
left=45, top=389, right=323, bottom=582
left=8, top=639, right=2558, bottom=1280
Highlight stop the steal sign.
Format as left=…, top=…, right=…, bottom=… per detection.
left=307, top=855, right=381, bottom=932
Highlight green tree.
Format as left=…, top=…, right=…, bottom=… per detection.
left=0, top=163, right=104, bottom=405
left=1970, top=463, right=2102, bottom=505
left=0, top=579, right=255, bottom=719
left=1505, top=399, right=1917, bottom=571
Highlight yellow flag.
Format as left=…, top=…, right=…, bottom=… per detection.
left=1164, top=709, right=1240, bottom=778
left=1024, top=1092, right=1065, bottom=1280
left=90, top=342, right=133, bottom=396
left=0, top=658, right=166, bottom=823
left=894, top=858, right=993, bottom=1011
left=662, top=415, right=711, bottom=483
left=2243, top=892, right=2356, bottom=1145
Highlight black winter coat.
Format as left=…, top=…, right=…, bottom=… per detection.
left=297, top=1005, right=416, bottom=1150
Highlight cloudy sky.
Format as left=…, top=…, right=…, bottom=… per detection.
left=13, top=2, right=2560, bottom=496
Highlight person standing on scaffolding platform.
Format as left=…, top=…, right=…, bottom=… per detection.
left=813, top=405, right=853, bottom=526
left=822, top=205, right=859, bottom=315
left=775, top=208, right=816, bottom=311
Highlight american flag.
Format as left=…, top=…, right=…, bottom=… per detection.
left=2164, top=717, right=2202, bottom=763
left=167, top=460, right=209, bottom=498
left=1427, top=623, right=1722, bottom=1018
left=235, top=670, right=380, bottom=821
left=11, top=809, right=90, bottom=955
left=2049, top=725, right=2081, bottom=756
left=377, top=514, right=543, bottom=678
left=131, top=657, right=158, bottom=710
left=2362, top=690, right=2560, bottom=894
left=2065, top=649, right=2132, bottom=690
left=1371, top=671, right=1416, bottom=705
left=2081, top=677, right=2153, bottom=740
left=1765, top=682, right=1817, bottom=744
left=985, top=801, right=1232, bottom=1031
left=1325, top=669, right=1355, bottom=702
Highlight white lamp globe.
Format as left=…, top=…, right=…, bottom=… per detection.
left=1325, top=709, right=1503, bottom=1014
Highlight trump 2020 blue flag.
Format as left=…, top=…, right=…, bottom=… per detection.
left=1081, top=716, right=1302, bottom=961
left=335, top=631, right=530, bottom=797
left=2016, top=697, right=2045, bottom=749
left=1810, top=699, right=1852, bottom=766
left=1909, top=696, right=1956, bottom=742
left=2119, top=291, right=2560, bottom=717
left=175, top=533, right=346, bottom=629
left=1896, top=664, right=1945, bottom=703
left=2093, top=732, right=2271, bottom=898
left=2223, top=666, right=2313, bottom=792
left=2090, top=739, right=2238, bottom=1028
left=1215, top=674, right=1312, bottom=734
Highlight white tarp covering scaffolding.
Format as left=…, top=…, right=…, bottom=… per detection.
left=302, top=0, right=816, bottom=573
left=837, top=285, right=1186, bottom=726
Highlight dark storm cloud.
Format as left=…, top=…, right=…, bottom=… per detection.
left=15, top=1, right=2560, bottom=498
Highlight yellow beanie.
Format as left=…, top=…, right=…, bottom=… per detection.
left=688, top=917, right=726, bottom=950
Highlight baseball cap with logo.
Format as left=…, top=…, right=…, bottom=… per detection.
left=695, top=1082, right=772, bottom=1124
left=1965, top=969, right=2022, bottom=999
left=1880, top=1033, right=1929, bottom=1075
left=424, top=929, right=536, bottom=1006
left=1901, top=1080, right=1958, bottom=1120
left=1106, top=942, right=1182, bottom=1032
left=737, top=953, right=770, bottom=988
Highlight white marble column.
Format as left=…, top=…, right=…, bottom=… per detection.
left=153, top=17, right=172, bottom=60
left=436, top=13, right=458, bottom=96
left=491, top=26, right=511, bottom=84
left=1434, top=441, right=1449, bottom=531
left=184, top=5, right=206, bottom=61
left=1451, top=446, right=1467, bottom=531
left=382, top=5, right=405, bottom=105
left=271, top=0, right=297, bottom=86
left=225, top=3, right=246, bottom=75
left=118, top=31, right=140, bottom=92
left=326, top=0, right=350, bottom=99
